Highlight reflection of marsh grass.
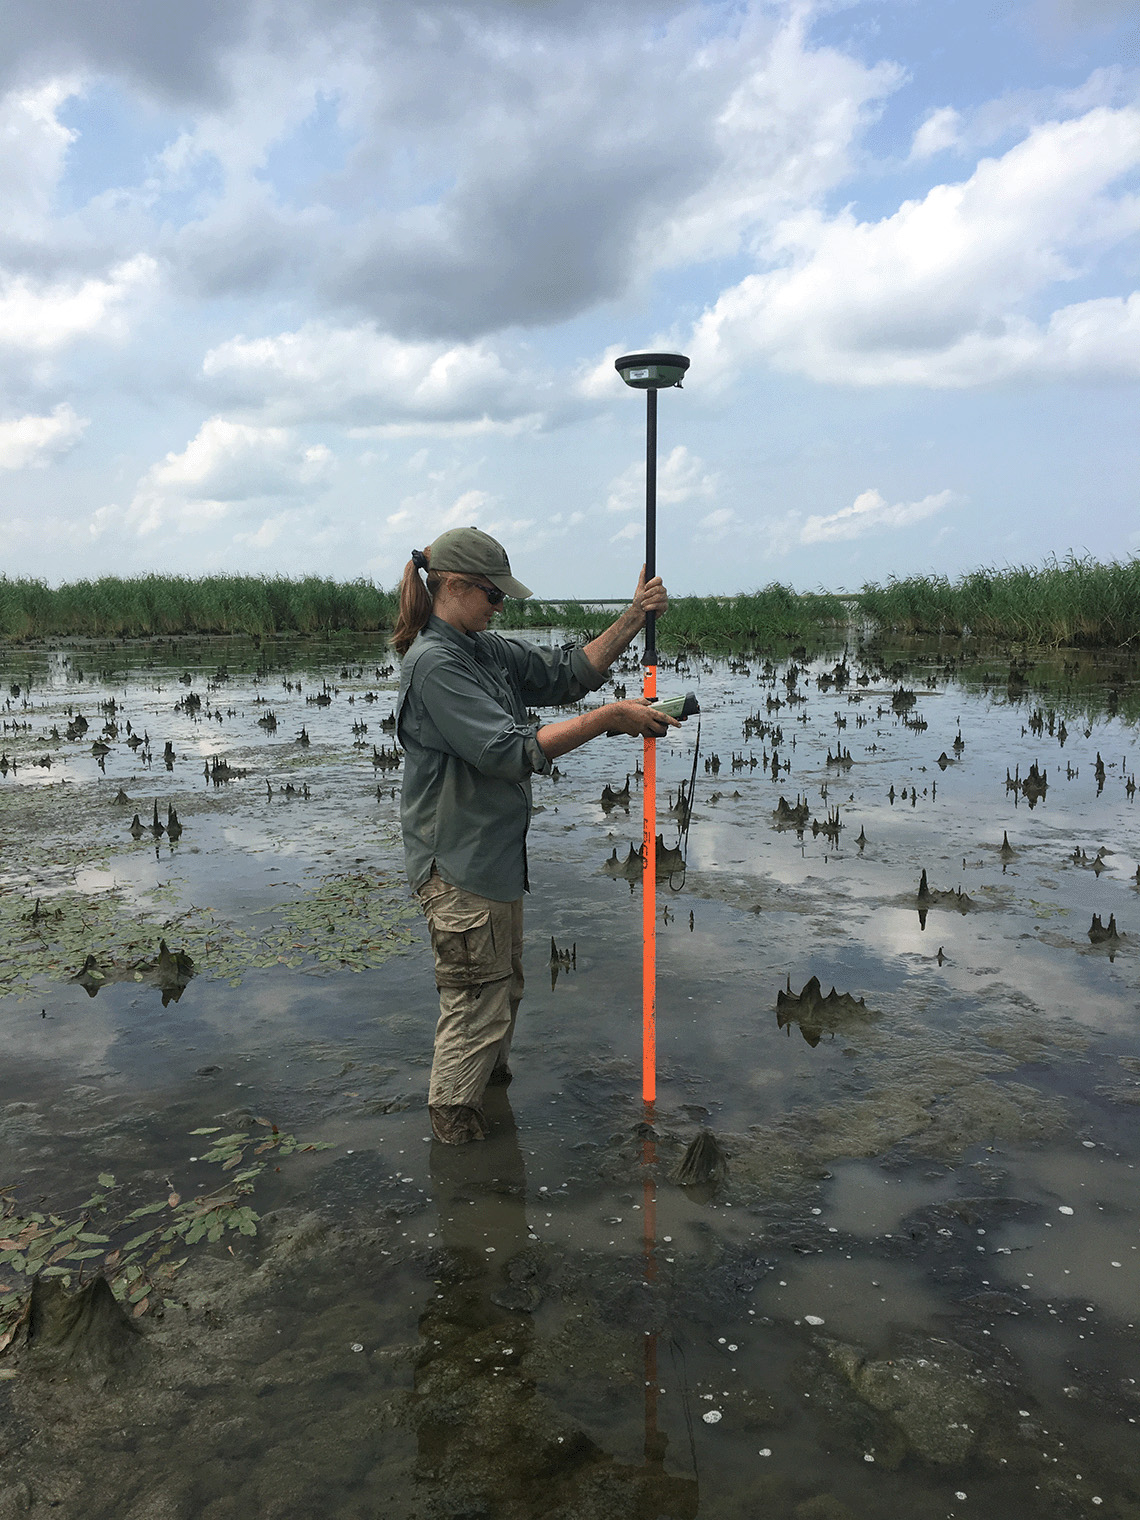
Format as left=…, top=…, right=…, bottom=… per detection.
left=0, top=575, right=399, bottom=639
left=859, top=556, right=1140, bottom=647
left=864, top=633, right=1140, bottom=726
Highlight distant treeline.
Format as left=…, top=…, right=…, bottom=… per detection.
left=2, top=555, right=1139, bottom=647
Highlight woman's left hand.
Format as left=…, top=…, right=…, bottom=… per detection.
left=631, top=565, right=668, bottom=624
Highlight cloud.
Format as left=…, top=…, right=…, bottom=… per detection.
left=1031, top=0, right=1140, bottom=32
left=0, top=403, right=88, bottom=468
left=0, top=79, right=79, bottom=240
left=0, top=6, right=899, bottom=351
left=697, top=506, right=738, bottom=543
left=651, top=10, right=901, bottom=270
left=114, top=416, right=333, bottom=536
left=909, top=106, right=962, bottom=161
left=378, top=485, right=502, bottom=560
left=319, top=9, right=897, bottom=338
left=576, top=345, right=630, bottom=403
left=609, top=521, right=642, bottom=544
left=800, top=488, right=954, bottom=544
left=0, top=0, right=252, bottom=103
left=0, top=255, right=156, bottom=351
left=691, top=104, right=1140, bottom=387
left=605, top=445, right=716, bottom=514
left=103, top=5, right=896, bottom=340
left=202, top=321, right=543, bottom=429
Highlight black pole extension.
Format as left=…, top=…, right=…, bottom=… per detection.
left=644, top=386, right=658, bottom=667
left=612, top=351, right=689, bottom=665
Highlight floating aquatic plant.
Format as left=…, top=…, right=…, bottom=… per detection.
left=0, top=871, right=418, bottom=999
left=0, top=1122, right=331, bottom=1344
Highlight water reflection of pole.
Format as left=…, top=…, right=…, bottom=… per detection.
left=641, top=1119, right=700, bottom=1514
left=417, top=1096, right=697, bottom=1515
left=642, top=1117, right=664, bottom=1467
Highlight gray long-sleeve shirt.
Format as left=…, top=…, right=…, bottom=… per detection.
left=397, top=615, right=607, bottom=901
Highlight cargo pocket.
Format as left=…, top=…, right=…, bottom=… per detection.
left=419, top=879, right=502, bottom=989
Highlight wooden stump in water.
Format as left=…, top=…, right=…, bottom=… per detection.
left=23, top=1275, right=140, bottom=1369
left=675, top=1130, right=727, bottom=1188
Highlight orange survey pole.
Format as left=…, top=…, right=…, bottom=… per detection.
left=613, top=351, right=689, bottom=1108
left=642, top=385, right=658, bottom=1105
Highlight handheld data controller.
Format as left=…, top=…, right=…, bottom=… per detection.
left=647, top=691, right=700, bottom=721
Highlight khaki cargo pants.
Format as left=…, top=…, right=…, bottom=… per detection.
left=417, top=870, right=524, bottom=1110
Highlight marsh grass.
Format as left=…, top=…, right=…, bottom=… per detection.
left=0, top=575, right=399, bottom=639
left=857, top=556, right=1140, bottom=647
left=5, top=555, right=1140, bottom=648
left=498, top=586, right=850, bottom=648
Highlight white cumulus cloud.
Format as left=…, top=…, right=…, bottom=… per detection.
left=0, top=255, right=157, bottom=351
left=0, top=78, right=79, bottom=239
left=0, top=403, right=87, bottom=468
left=118, top=416, right=333, bottom=536
left=909, top=106, right=963, bottom=162
left=692, top=104, right=1140, bottom=387
left=605, top=445, right=716, bottom=514
left=203, top=322, right=544, bottom=430
left=800, top=488, right=954, bottom=544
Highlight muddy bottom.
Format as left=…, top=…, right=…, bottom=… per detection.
left=2, top=633, right=1140, bottom=1519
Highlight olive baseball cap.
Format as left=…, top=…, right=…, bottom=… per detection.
left=428, top=526, right=532, bottom=600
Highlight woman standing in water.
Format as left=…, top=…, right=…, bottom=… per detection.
left=392, top=526, right=679, bottom=1145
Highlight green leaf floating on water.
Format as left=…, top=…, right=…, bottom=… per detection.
left=0, top=1121, right=331, bottom=1339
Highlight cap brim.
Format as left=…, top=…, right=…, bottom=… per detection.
left=489, top=573, right=532, bottom=600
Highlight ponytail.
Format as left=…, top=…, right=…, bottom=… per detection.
left=390, top=547, right=441, bottom=656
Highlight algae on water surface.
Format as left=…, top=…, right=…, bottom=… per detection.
left=0, top=870, right=419, bottom=999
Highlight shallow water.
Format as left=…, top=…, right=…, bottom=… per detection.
left=1, top=631, right=1140, bottom=1519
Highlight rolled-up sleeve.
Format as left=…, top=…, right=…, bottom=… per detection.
left=499, top=637, right=608, bottom=704
left=413, top=655, right=550, bottom=781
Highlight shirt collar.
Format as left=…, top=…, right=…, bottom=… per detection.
left=426, top=612, right=477, bottom=649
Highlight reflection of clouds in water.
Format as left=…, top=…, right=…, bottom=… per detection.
left=0, top=985, right=122, bottom=1077
left=220, top=822, right=307, bottom=856
left=755, top=1256, right=946, bottom=1352
left=166, top=969, right=326, bottom=1050
left=854, top=905, right=1136, bottom=1038
left=73, top=859, right=168, bottom=905
left=824, top=1158, right=958, bottom=1235
left=990, top=1147, right=1140, bottom=1322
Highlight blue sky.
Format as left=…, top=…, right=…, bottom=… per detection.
left=1, top=0, right=1138, bottom=595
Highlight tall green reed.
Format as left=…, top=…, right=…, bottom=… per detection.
left=497, top=585, right=850, bottom=649
left=0, top=575, right=400, bottom=639
left=857, top=556, right=1140, bottom=646
left=6, top=557, right=1140, bottom=648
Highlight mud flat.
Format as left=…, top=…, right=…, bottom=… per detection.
left=2, top=632, right=1140, bottom=1519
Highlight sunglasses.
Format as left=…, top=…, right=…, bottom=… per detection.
left=455, top=576, right=505, bottom=605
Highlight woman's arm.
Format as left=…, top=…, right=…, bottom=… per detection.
left=537, top=698, right=679, bottom=761
left=583, top=567, right=668, bottom=676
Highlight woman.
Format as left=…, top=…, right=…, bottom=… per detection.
left=393, top=525, right=679, bottom=1144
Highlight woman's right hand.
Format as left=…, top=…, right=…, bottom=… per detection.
left=603, top=698, right=679, bottom=738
